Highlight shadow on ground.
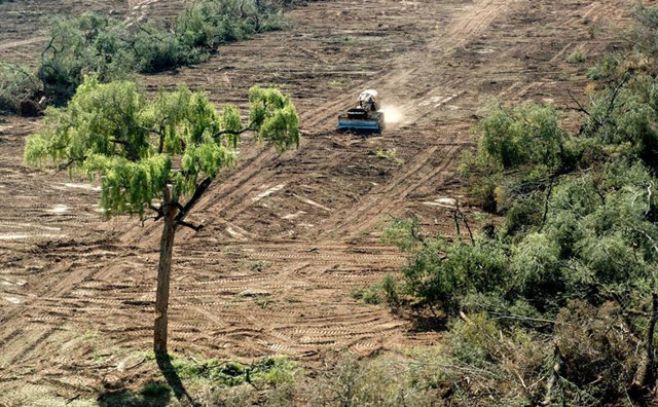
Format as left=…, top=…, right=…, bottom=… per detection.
left=97, top=353, right=199, bottom=407
left=98, top=381, right=172, bottom=407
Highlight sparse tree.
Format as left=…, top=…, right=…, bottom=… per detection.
left=24, top=77, right=300, bottom=355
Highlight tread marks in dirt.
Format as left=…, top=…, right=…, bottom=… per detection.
left=0, top=0, right=636, bottom=398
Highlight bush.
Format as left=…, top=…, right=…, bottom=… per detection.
left=383, top=226, right=510, bottom=311
left=176, top=0, right=285, bottom=50
left=511, top=232, right=563, bottom=309
left=382, top=274, right=400, bottom=306
left=381, top=217, right=422, bottom=252
left=0, top=63, right=41, bottom=115
left=379, top=11, right=658, bottom=403
left=555, top=301, right=639, bottom=404
left=567, top=48, right=586, bottom=64
left=32, top=2, right=289, bottom=109
left=166, top=354, right=299, bottom=388
left=477, top=102, right=567, bottom=172
left=38, top=13, right=134, bottom=105
left=131, top=25, right=203, bottom=74
left=351, top=285, right=383, bottom=305
left=460, top=102, right=572, bottom=213
left=304, top=356, right=440, bottom=407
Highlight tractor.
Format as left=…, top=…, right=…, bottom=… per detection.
left=337, top=90, right=385, bottom=134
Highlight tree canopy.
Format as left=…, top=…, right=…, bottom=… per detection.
left=24, top=76, right=300, bottom=358
left=24, top=76, right=299, bottom=218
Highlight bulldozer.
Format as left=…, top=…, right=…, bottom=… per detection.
left=337, top=90, right=385, bottom=134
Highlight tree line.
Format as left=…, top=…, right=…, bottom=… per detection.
left=1, top=0, right=290, bottom=115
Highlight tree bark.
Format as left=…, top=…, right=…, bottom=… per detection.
left=154, top=187, right=177, bottom=355
left=645, top=293, right=658, bottom=386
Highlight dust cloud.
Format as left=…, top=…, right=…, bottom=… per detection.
left=380, top=105, right=403, bottom=124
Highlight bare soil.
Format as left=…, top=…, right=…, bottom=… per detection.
left=0, top=0, right=632, bottom=402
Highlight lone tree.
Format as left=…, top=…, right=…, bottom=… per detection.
left=24, top=77, right=300, bottom=355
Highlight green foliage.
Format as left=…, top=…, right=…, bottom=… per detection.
left=248, top=86, right=300, bottom=150
left=567, top=48, right=586, bottom=64
left=24, top=76, right=300, bottom=218
left=305, top=356, right=441, bottom=407
left=30, top=2, right=288, bottom=109
left=477, top=102, right=567, bottom=172
left=382, top=274, right=400, bottom=306
left=586, top=52, right=623, bottom=80
left=386, top=233, right=509, bottom=310
left=0, top=63, right=42, bottom=115
left=38, top=14, right=135, bottom=105
left=351, top=285, right=382, bottom=305
left=380, top=12, right=658, bottom=403
left=581, top=73, right=658, bottom=166
left=131, top=24, right=206, bottom=74
left=381, top=217, right=422, bottom=252
left=510, top=232, right=563, bottom=308
left=175, top=0, right=285, bottom=49
left=499, top=191, right=543, bottom=236
left=161, top=353, right=298, bottom=388
left=460, top=102, right=573, bottom=212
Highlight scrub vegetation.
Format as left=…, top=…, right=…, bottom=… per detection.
left=3, top=0, right=288, bottom=114
left=370, top=4, right=658, bottom=406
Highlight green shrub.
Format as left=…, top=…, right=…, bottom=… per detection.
left=381, top=217, right=422, bottom=252
left=305, top=356, right=440, bottom=407
left=478, top=102, right=567, bottom=172
left=131, top=25, right=203, bottom=74
left=0, top=63, right=41, bottom=115
left=351, top=285, right=382, bottom=305
left=567, top=48, right=586, bottom=64
left=32, top=2, right=288, bottom=108
left=392, top=234, right=510, bottom=311
left=176, top=0, right=285, bottom=49
left=499, top=191, right=543, bottom=236
left=511, top=232, right=563, bottom=309
left=165, top=353, right=299, bottom=388
left=586, top=53, right=623, bottom=80
left=382, top=274, right=400, bottom=306
left=38, top=13, right=134, bottom=105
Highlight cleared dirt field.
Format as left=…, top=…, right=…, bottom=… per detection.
left=0, top=0, right=632, bottom=403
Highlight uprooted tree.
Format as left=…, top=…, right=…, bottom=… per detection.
left=24, top=77, right=300, bottom=355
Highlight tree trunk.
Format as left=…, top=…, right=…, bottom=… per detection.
left=154, top=189, right=177, bottom=355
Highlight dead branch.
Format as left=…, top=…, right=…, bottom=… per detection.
left=176, top=220, right=204, bottom=232
left=539, top=177, right=555, bottom=232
